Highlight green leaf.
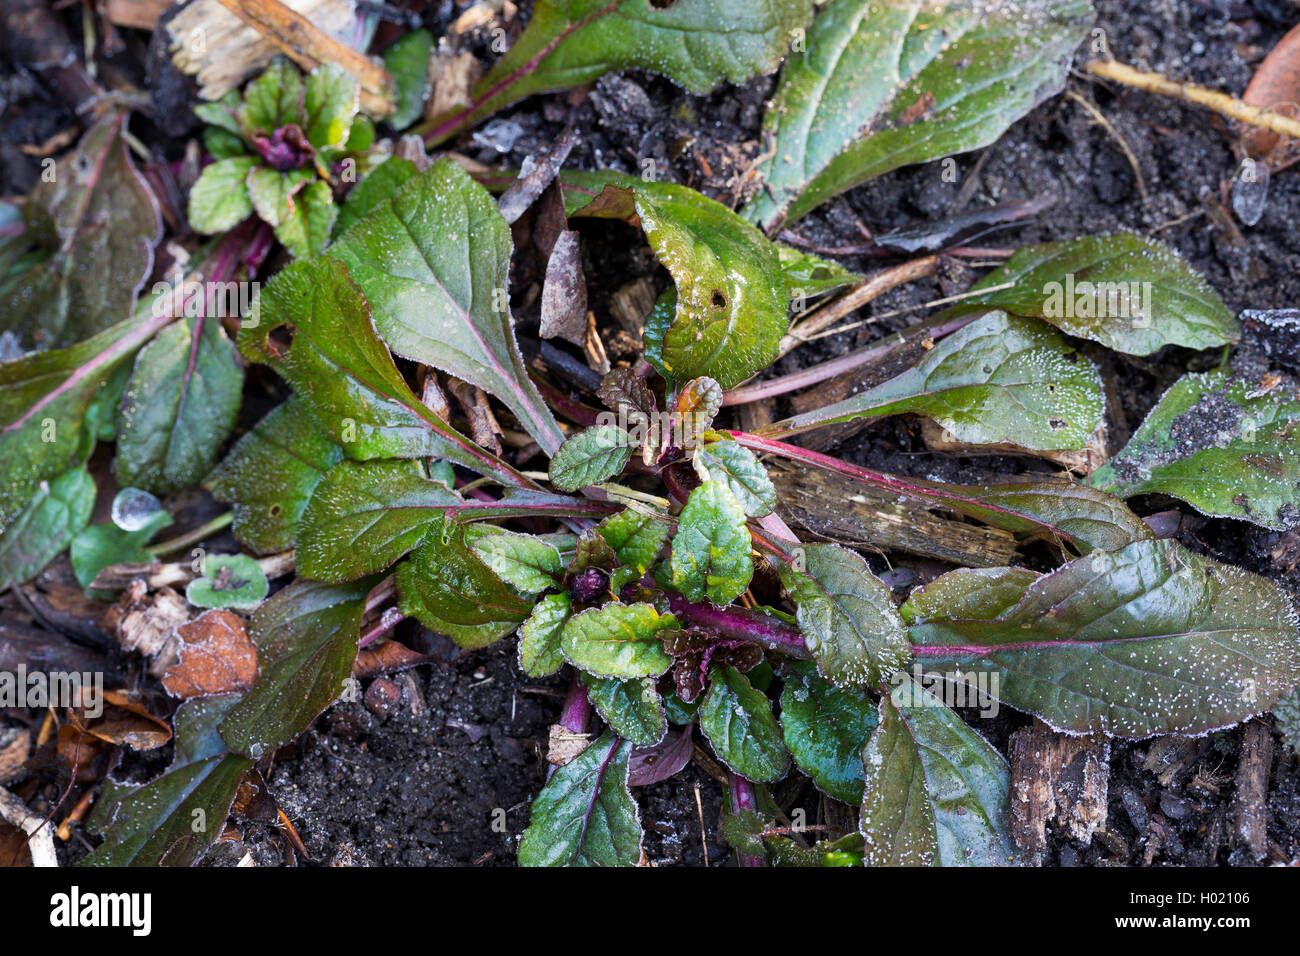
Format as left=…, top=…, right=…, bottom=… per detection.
left=70, top=508, right=173, bottom=591
left=778, top=542, right=909, bottom=687
left=220, top=577, right=370, bottom=758
left=780, top=661, right=878, bottom=804
left=115, top=315, right=243, bottom=495
left=549, top=425, right=635, bottom=491
left=326, top=158, right=565, bottom=455
left=205, top=396, right=343, bottom=554
left=598, top=507, right=670, bottom=581
left=396, top=523, right=533, bottom=632
left=935, top=233, right=1236, bottom=355
left=695, top=439, right=775, bottom=516
left=860, top=677, right=1018, bottom=866
left=471, top=530, right=564, bottom=594
left=904, top=539, right=1300, bottom=736
left=240, top=256, right=514, bottom=479
left=582, top=674, right=667, bottom=746
left=0, top=113, right=163, bottom=349
left=778, top=245, right=862, bottom=297
left=743, top=0, right=1092, bottom=230
left=670, top=480, right=753, bottom=605
left=519, top=591, right=572, bottom=677
left=699, top=665, right=790, bottom=782
left=449, top=0, right=812, bottom=138
left=382, top=29, right=433, bottom=130
left=1091, top=368, right=1300, bottom=530
left=186, top=553, right=269, bottom=610
left=642, top=288, right=676, bottom=384
left=303, top=63, right=360, bottom=153
left=769, top=312, right=1104, bottom=451
left=334, top=157, right=417, bottom=237
left=247, top=167, right=316, bottom=228
left=519, top=731, right=641, bottom=867
left=0, top=467, right=95, bottom=590
left=240, top=58, right=305, bottom=137
left=272, top=179, right=336, bottom=258
left=560, top=602, right=676, bottom=679
left=188, top=156, right=258, bottom=234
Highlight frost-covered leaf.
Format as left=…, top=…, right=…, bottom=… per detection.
left=240, top=58, right=305, bottom=137
left=582, top=673, right=667, bottom=746
left=936, top=233, right=1236, bottom=355
left=860, top=677, right=1018, bottom=866
left=443, top=0, right=812, bottom=139
left=303, top=62, right=360, bottom=153
left=186, top=554, right=269, bottom=610
left=699, top=665, right=789, bottom=782
left=519, top=592, right=572, bottom=677
left=780, top=661, right=878, bottom=804
left=472, top=530, right=564, bottom=594
left=560, top=602, right=676, bottom=679
left=219, top=578, right=370, bottom=758
left=778, top=543, right=909, bottom=687
left=1091, top=368, right=1300, bottom=530
left=115, top=316, right=243, bottom=495
left=904, top=539, right=1300, bottom=736
left=549, top=425, right=636, bottom=491
left=743, top=0, right=1091, bottom=230
left=519, top=731, right=641, bottom=867
left=670, top=480, right=753, bottom=605
left=382, top=29, right=433, bottom=130
left=334, top=157, right=417, bottom=236
left=272, top=179, right=336, bottom=259
left=768, top=312, right=1104, bottom=451
left=0, top=467, right=95, bottom=590
left=695, top=439, right=775, bottom=516
left=599, top=508, right=670, bottom=577
left=205, top=396, right=343, bottom=554
left=247, top=167, right=315, bottom=228
left=326, top=158, right=564, bottom=454
left=188, top=157, right=258, bottom=234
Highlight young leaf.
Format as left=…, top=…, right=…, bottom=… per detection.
left=396, top=523, right=533, bottom=632
left=326, top=158, right=565, bottom=454
left=240, top=256, right=517, bottom=482
left=303, top=62, right=360, bottom=154
left=860, top=677, right=1018, bottom=866
left=905, top=539, right=1300, bottom=737
left=205, top=396, right=343, bottom=554
left=240, top=58, right=306, bottom=136
left=671, top=480, right=753, bottom=605
left=598, top=508, right=671, bottom=579
left=247, top=167, right=316, bottom=228
left=382, top=29, right=433, bottom=130
left=219, top=577, right=371, bottom=758
left=935, top=233, right=1236, bottom=355
left=778, top=245, right=862, bottom=297
left=778, top=542, right=910, bottom=687
left=70, top=508, right=173, bottom=591
left=0, top=467, right=95, bottom=590
left=581, top=674, right=668, bottom=747
left=695, top=439, right=776, bottom=516
left=519, top=591, right=572, bottom=677
left=188, top=156, right=259, bottom=234
left=115, top=315, right=243, bottom=495
left=780, top=661, right=878, bottom=804
left=272, top=179, right=336, bottom=258
left=560, top=602, right=676, bottom=679
left=1091, top=368, right=1300, bottom=530
left=766, top=312, right=1104, bottom=451
left=518, top=731, right=641, bottom=867
left=743, top=0, right=1091, bottom=230
left=441, top=0, right=812, bottom=141
left=1, top=113, right=163, bottom=349
left=549, top=425, right=636, bottom=491
left=186, top=554, right=269, bottom=610
left=699, top=665, right=790, bottom=782
left=471, top=530, right=565, bottom=594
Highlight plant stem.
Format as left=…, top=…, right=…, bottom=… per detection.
left=662, top=592, right=810, bottom=661
left=559, top=673, right=591, bottom=735
left=145, top=511, right=233, bottom=556
left=728, top=774, right=762, bottom=867
left=358, top=607, right=406, bottom=649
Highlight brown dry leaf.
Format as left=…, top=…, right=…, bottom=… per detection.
left=546, top=724, right=590, bottom=766
left=68, top=690, right=172, bottom=751
left=498, top=129, right=578, bottom=225
left=427, top=50, right=482, bottom=120
left=1242, top=23, right=1300, bottom=160
left=56, top=724, right=105, bottom=781
left=353, top=639, right=431, bottom=679
left=163, top=609, right=258, bottom=699
left=539, top=230, right=588, bottom=347
left=447, top=378, right=504, bottom=456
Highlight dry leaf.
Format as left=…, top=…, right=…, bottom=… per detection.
left=162, top=609, right=258, bottom=699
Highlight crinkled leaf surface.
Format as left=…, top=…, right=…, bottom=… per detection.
left=670, top=480, right=753, bottom=605
left=695, top=439, right=776, bottom=516
left=326, top=158, right=564, bottom=454
left=188, top=156, right=258, bottom=234
left=699, top=664, right=790, bottom=782
left=240, top=58, right=305, bottom=136
left=778, top=542, right=909, bottom=687
left=205, top=396, right=343, bottom=554
left=0, top=467, right=94, bottom=590
left=396, top=523, right=533, bottom=634
left=743, top=0, right=1092, bottom=230
left=220, top=577, right=370, bottom=758
left=272, top=178, right=336, bottom=259
left=1091, top=368, right=1300, bottom=530
left=935, top=233, right=1236, bottom=355
left=471, top=530, right=564, bottom=594
left=115, top=315, right=243, bottom=495
left=549, top=425, right=635, bottom=491
left=519, top=591, right=572, bottom=677
left=904, top=539, right=1300, bottom=736
left=780, top=661, right=878, bottom=804
left=860, top=677, right=1017, bottom=866
left=768, top=312, right=1104, bottom=451
left=560, top=602, right=676, bottom=679
left=519, top=731, right=641, bottom=867
left=582, top=673, right=667, bottom=746
left=303, top=63, right=360, bottom=154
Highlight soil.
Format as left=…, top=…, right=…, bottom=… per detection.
left=5, top=0, right=1300, bottom=867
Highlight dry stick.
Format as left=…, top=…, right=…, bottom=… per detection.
left=214, top=0, right=395, bottom=116
left=1085, top=58, right=1300, bottom=141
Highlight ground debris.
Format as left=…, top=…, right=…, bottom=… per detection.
left=1009, top=720, right=1111, bottom=862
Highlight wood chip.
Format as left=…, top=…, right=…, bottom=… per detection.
left=1233, top=718, right=1274, bottom=861
left=1008, top=720, right=1111, bottom=861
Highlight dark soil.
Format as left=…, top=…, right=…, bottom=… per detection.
left=6, top=0, right=1300, bottom=867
